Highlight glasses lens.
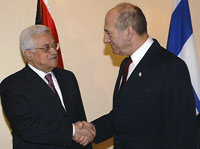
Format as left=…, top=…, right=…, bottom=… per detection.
left=50, top=43, right=60, bottom=51
left=56, top=43, right=60, bottom=50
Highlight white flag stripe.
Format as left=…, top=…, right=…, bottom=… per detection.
left=43, top=0, right=51, bottom=14
left=179, top=34, right=200, bottom=101
left=173, top=0, right=181, bottom=11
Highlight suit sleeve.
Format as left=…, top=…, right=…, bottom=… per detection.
left=92, top=110, right=114, bottom=143
left=1, top=78, right=73, bottom=147
left=164, top=60, right=197, bottom=149
left=91, top=59, right=126, bottom=144
left=66, top=71, right=87, bottom=122
left=64, top=71, right=92, bottom=149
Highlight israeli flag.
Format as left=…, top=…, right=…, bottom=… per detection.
left=167, top=0, right=200, bottom=114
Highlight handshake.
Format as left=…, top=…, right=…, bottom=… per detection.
left=73, top=121, right=96, bottom=146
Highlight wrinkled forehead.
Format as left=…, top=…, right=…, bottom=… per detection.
left=31, top=32, right=54, bottom=46
left=105, top=9, right=119, bottom=27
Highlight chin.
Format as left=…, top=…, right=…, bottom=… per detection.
left=49, top=62, right=58, bottom=68
left=50, top=59, right=58, bottom=65
left=53, top=63, right=58, bottom=68
left=112, top=49, right=120, bottom=55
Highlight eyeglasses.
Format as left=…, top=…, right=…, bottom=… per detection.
left=33, top=43, right=60, bottom=52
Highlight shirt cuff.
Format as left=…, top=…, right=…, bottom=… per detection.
left=72, top=123, right=75, bottom=137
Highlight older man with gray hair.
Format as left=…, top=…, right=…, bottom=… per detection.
left=0, top=25, right=95, bottom=149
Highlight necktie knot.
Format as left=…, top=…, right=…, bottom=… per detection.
left=45, top=73, right=58, bottom=95
left=45, top=73, right=53, bottom=82
left=120, top=57, right=132, bottom=90
left=45, top=73, right=53, bottom=83
left=124, top=57, right=132, bottom=69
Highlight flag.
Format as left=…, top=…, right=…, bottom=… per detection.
left=35, top=0, right=64, bottom=69
left=167, top=0, right=200, bottom=114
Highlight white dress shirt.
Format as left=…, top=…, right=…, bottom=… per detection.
left=127, top=36, right=154, bottom=79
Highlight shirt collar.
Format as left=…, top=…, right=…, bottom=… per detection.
left=28, top=63, right=53, bottom=79
left=130, top=36, right=154, bottom=67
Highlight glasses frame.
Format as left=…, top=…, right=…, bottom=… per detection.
left=33, top=43, right=60, bottom=52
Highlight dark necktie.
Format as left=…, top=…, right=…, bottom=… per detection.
left=120, top=57, right=132, bottom=90
left=45, top=73, right=59, bottom=96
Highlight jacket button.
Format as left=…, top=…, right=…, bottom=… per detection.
left=115, top=131, right=119, bottom=135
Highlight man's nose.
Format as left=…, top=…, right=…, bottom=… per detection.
left=104, top=33, right=110, bottom=43
left=49, top=47, right=58, bottom=54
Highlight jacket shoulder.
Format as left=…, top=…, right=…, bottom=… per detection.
left=53, top=68, right=75, bottom=77
left=0, top=67, right=26, bottom=94
left=152, top=41, right=187, bottom=68
left=1, top=67, right=26, bottom=85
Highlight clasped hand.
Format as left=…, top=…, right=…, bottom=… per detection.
left=73, top=121, right=96, bottom=146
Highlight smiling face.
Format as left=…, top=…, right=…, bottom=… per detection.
left=25, top=32, right=58, bottom=73
left=104, top=9, right=130, bottom=56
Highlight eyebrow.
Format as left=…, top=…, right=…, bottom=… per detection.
left=42, top=41, right=56, bottom=47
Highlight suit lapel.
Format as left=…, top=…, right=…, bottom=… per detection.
left=113, top=57, right=127, bottom=103
left=23, top=65, right=66, bottom=113
left=53, top=69, right=70, bottom=113
left=114, top=40, right=161, bottom=106
left=23, top=65, right=52, bottom=96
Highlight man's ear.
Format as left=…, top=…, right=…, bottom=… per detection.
left=24, top=49, right=32, bottom=60
left=126, top=26, right=134, bottom=41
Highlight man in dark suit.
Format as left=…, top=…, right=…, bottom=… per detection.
left=0, top=25, right=95, bottom=149
left=91, top=3, right=197, bottom=149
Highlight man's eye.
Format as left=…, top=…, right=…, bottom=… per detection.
left=52, top=43, right=57, bottom=48
left=43, top=46, right=49, bottom=50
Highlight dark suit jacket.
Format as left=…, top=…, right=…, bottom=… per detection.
left=0, top=65, right=92, bottom=149
left=92, top=40, right=197, bottom=149
left=197, top=114, right=200, bottom=149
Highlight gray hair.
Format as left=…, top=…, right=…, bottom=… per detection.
left=20, top=25, right=50, bottom=57
left=114, top=3, right=147, bottom=35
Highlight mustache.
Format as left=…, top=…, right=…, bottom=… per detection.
left=48, top=54, right=57, bottom=60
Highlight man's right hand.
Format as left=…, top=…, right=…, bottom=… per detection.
left=73, top=121, right=96, bottom=146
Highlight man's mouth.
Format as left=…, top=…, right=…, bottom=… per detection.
left=48, top=54, right=57, bottom=60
